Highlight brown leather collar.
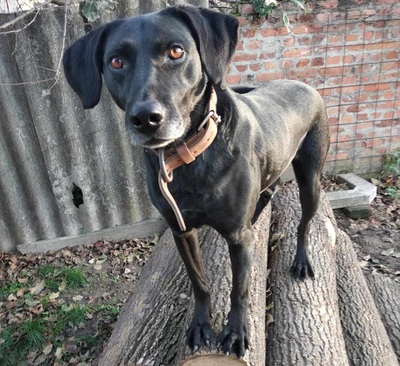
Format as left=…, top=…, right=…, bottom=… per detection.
left=158, top=87, right=220, bottom=181
left=156, top=87, right=220, bottom=232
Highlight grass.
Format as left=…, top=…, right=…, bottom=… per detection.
left=0, top=266, right=94, bottom=365
left=381, top=148, right=400, bottom=200
left=0, top=237, right=155, bottom=365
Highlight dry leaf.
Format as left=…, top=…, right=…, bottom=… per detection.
left=49, top=292, right=60, bottom=300
left=29, top=280, right=45, bottom=295
left=43, top=343, right=53, bottom=355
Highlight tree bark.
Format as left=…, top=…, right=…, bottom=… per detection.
left=335, top=229, right=398, bottom=365
left=364, top=271, right=400, bottom=360
left=267, top=185, right=350, bottom=366
left=98, top=205, right=271, bottom=366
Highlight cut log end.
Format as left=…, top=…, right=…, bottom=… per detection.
left=179, top=354, right=247, bottom=365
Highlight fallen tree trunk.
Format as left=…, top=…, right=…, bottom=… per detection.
left=364, top=271, right=400, bottom=359
left=267, top=185, right=350, bottom=366
left=336, top=229, right=398, bottom=365
left=98, top=205, right=271, bottom=366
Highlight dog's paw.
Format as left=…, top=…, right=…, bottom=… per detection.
left=187, top=319, right=214, bottom=353
left=217, top=321, right=249, bottom=358
left=290, top=256, right=315, bottom=280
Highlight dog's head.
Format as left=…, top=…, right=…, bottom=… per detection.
left=63, top=6, right=238, bottom=148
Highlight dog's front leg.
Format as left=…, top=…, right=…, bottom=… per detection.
left=173, top=229, right=213, bottom=352
left=218, top=227, right=253, bottom=358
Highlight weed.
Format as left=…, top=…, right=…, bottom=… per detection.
left=252, top=0, right=306, bottom=32
left=45, top=277, right=60, bottom=292
left=81, top=334, right=100, bottom=348
left=38, top=265, right=56, bottom=279
left=384, top=186, right=398, bottom=199
left=0, top=282, right=23, bottom=299
left=66, top=306, right=87, bottom=325
left=383, top=148, right=400, bottom=177
left=21, top=319, right=46, bottom=349
left=59, top=268, right=88, bottom=289
left=381, top=149, right=400, bottom=199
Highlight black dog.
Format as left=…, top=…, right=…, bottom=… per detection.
left=63, top=5, right=330, bottom=358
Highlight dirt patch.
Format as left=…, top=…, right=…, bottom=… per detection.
left=335, top=188, right=400, bottom=276
left=322, top=174, right=400, bottom=275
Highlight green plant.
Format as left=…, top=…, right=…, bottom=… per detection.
left=59, top=268, right=88, bottom=289
left=39, top=264, right=56, bottom=279
left=383, top=186, right=398, bottom=199
left=21, top=319, right=46, bottom=349
left=0, top=282, right=23, bottom=299
left=383, top=148, right=400, bottom=177
left=252, top=0, right=306, bottom=32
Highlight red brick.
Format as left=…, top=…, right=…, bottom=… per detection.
left=385, top=50, right=399, bottom=60
left=237, top=17, right=248, bottom=27
left=296, top=59, right=310, bottom=67
left=256, top=72, right=284, bottom=82
left=235, top=65, right=248, bottom=72
left=260, top=28, right=277, bottom=37
left=346, top=34, right=359, bottom=42
left=242, top=29, right=258, bottom=38
left=293, top=24, right=312, bottom=35
left=343, top=55, right=356, bottom=64
left=362, top=31, right=374, bottom=41
left=263, top=62, right=276, bottom=70
left=327, top=56, right=341, bottom=65
left=246, top=40, right=262, bottom=50
left=250, top=63, right=261, bottom=72
left=312, top=57, right=325, bottom=67
left=226, top=75, right=241, bottom=85
left=239, top=4, right=254, bottom=15
left=363, top=8, right=377, bottom=17
left=259, top=52, right=276, bottom=60
left=232, top=53, right=257, bottom=62
left=282, top=48, right=312, bottom=58
left=321, top=0, right=339, bottom=9
left=281, top=60, right=294, bottom=69
left=347, top=10, right=361, bottom=19
left=283, top=38, right=295, bottom=47
left=328, top=34, right=344, bottom=44
left=298, top=37, right=312, bottom=46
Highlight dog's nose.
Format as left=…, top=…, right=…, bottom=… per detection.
left=129, top=102, right=164, bottom=133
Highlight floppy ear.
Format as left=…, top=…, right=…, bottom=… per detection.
left=63, top=21, right=122, bottom=109
left=164, top=6, right=239, bottom=89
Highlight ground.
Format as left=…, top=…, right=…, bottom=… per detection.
left=324, top=175, right=400, bottom=275
left=0, top=177, right=399, bottom=365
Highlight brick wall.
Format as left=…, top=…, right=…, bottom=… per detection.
left=227, top=0, right=400, bottom=174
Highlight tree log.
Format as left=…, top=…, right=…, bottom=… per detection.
left=267, top=185, right=350, bottom=365
left=364, top=271, right=400, bottom=360
left=98, top=205, right=271, bottom=366
left=336, top=229, right=398, bottom=365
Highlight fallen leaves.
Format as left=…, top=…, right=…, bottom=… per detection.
left=0, top=236, right=157, bottom=365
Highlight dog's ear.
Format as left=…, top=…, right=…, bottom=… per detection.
left=166, top=6, right=239, bottom=89
left=63, top=21, right=121, bottom=109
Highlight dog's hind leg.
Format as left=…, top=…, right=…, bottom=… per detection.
left=291, top=122, right=329, bottom=280
left=173, top=229, right=213, bottom=351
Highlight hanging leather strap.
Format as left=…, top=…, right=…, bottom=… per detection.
left=157, top=88, right=220, bottom=231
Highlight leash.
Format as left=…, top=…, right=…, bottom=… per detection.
left=157, top=88, right=220, bottom=232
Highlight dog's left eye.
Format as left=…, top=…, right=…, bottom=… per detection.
left=110, top=57, right=124, bottom=70
left=168, top=46, right=185, bottom=60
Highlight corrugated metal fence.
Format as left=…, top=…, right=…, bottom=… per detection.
left=0, top=1, right=207, bottom=252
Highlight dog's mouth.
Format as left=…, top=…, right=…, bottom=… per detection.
left=142, top=137, right=177, bottom=149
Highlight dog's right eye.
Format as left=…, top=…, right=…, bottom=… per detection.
left=110, top=57, right=124, bottom=70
